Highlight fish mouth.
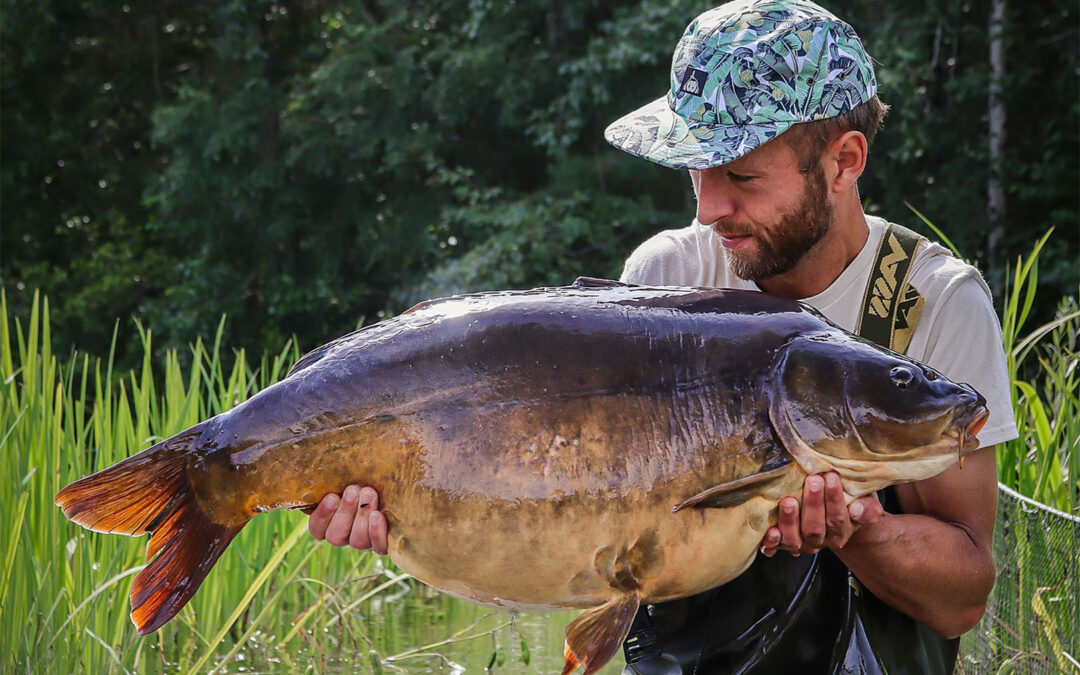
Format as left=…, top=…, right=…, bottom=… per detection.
left=956, top=407, right=989, bottom=469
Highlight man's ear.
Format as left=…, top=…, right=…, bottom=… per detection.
left=826, top=130, right=867, bottom=193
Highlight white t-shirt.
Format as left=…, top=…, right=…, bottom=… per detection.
left=619, top=215, right=1019, bottom=449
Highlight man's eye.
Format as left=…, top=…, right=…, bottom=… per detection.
left=729, top=172, right=755, bottom=183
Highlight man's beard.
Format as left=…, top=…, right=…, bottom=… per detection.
left=716, top=166, right=833, bottom=282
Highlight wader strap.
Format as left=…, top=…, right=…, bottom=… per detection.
left=841, top=223, right=961, bottom=675
left=855, top=223, right=927, bottom=354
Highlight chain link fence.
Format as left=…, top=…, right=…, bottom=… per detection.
left=958, top=484, right=1080, bottom=674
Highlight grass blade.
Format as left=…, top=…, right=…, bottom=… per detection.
left=185, top=520, right=309, bottom=675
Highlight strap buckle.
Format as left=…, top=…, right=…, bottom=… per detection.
left=624, top=623, right=663, bottom=663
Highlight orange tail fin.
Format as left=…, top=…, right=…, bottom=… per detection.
left=55, top=423, right=248, bottom=635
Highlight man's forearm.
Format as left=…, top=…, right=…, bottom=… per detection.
left=836, top=511, right=995, bottom=639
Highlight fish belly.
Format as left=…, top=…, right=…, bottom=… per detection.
left=381, top=487, right=776, bottom=611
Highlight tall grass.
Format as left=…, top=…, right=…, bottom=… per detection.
left=0, top=291, right=401, bottom=673
left=995, top=233, right=1080, bottom=514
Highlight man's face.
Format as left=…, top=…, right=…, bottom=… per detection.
left=691, top=138, right=832, bottom=281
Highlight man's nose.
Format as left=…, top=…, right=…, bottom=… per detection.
left=694, top=171, right=737, bottom=225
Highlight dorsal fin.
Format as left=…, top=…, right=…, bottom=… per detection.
left=572, top=277, right=630, bottom=289
left=401, top=297, right=447, bottom=314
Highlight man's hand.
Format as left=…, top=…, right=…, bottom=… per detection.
left=760, top=472, right=883, bottom=557
left=307, top=485, right=389, bottom=555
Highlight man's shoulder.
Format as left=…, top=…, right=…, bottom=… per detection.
left=865, top=215, right=993, bottom=306
left=620, top=223, right=714, bottom=286
left=911, top=240, right=993, bottom=308
left=625, top=223, right=705, bottom=259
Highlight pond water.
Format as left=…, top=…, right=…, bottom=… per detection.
left=227, top=581, right=626, bottom=674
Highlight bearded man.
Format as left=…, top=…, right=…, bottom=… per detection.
left=603, top=1, right=1017, bottom=673
left=308, top=1, right=1017, bottom=672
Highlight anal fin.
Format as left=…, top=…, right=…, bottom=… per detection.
left=562, top=592, right=640, bottom=675
left=672, top=462, right=794, bottom=512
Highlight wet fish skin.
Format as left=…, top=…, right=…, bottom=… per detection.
left=55, top=279, right=988, bottom=673
left=191, top=285, right=806, bottom=606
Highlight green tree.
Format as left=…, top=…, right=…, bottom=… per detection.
left=3, top=0, right=1075, bottom=366
left=1, top=0, right=209, bottom=362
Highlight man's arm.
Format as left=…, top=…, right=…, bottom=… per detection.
left=839, top=446, right=997, bottom=637
left=763, top=445, right=997, bottom=638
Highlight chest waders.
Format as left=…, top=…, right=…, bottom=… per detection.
left=622, top=223, right=960, bottom=675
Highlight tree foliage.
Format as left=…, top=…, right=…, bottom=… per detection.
left=2, top=0, right=1076, bottom=365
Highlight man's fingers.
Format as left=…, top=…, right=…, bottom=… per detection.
left=823, top=472, right=853, bottom=549
left=777, top=497, right=802, bottom=555
left=368, top=510, right=389, bottom=555
left=348, top=487, right=379, bottom=550
left=359, top=487, right=379, bottom=511
left=307, top=493, right=340, bottom=541
left=360, top=487, right=389, bottom=554
left=800, top=475, right=826, bottom=554
left=759, top=527, right=782, bottom=557
left=849, top=496, right=883, bottom=526
left=324, top=485, right=361, bottom=546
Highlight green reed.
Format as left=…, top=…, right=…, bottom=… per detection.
left=998, top=250, right=1079, bottom=514
left=990, top=235, right=1079, bottom=672
left=0, top=291, right=406, bottom=673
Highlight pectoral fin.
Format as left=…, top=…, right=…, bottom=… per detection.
left=672, top=461, right=794, bottom=512
left=562, top=592, right=640, bottom=675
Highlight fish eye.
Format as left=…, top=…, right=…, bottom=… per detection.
left=924, top=369, right=938, bottom=381
left=890, top=366, right=916, bottom=389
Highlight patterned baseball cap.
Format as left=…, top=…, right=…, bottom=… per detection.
left=605, top=0, right=877, bottom=169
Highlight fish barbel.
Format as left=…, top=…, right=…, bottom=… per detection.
left=56, top=278, right=989, bottom=674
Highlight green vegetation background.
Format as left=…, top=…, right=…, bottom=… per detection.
left=2, top=0, right=1077, bottom=370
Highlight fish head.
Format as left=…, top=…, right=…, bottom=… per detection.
left=768, top=334, right=989, bottom=498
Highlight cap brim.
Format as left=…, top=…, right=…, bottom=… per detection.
left=604, top=97, right=796, bottom=170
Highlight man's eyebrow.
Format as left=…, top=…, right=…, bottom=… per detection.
left=725, top=163, right=765, bottom=174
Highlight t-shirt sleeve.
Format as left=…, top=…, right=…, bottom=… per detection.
left=918, top=273, right=1018, bottom=449
left=620, top=232, right=692, bottom=286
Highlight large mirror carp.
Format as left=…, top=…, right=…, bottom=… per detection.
left=56, top=278, right=989, bottom=674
